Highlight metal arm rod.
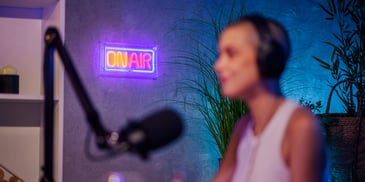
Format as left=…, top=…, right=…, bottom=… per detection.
left=41, top=27, right=111, bottom=182
left=44, top=28, right=109, bottom=138
left=41, top=42, right=55, bottom=182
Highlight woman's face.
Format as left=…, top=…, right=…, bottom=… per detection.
left=214, top=22, right=261, bottom=98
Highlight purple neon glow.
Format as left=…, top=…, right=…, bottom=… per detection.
left=100, top=43, right=157, bottom=78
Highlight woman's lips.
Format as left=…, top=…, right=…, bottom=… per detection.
left=219, top=76, right=227, bottom=85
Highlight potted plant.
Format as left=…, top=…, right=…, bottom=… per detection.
left=313, top=0, right=364, bottom=181
left=167, top=1, right=249, bottom=158
left=298, top=97, right=323, bottom=113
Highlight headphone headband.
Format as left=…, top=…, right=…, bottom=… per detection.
left=237, top=14, right=289, bottom=78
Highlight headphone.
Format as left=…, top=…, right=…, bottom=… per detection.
left=238, top=14, right=290, bottom=79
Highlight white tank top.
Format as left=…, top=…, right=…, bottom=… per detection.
left=231, top=100, right=299, bottom=182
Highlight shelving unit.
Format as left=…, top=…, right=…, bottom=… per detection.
left=0, top=0, right=57, bottom=8
left=0, top=93, right=58, bottom=102
left=0, top=0, right=64, bottom=181
left=0, top=93, right=43, bottom=102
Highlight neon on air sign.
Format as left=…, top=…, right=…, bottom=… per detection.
left=101, top=43, right=157, bottom=79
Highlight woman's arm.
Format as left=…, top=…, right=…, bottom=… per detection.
left=212, top=116, right=249, bottom=182
left=286, top=108, right=326, bottom=182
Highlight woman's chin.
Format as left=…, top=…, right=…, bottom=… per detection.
left=222, top=89, right=241, bottom=99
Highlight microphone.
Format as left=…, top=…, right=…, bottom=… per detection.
left=43, top=27, right=182, bottom=181
left=113, top=109, right=183, bottom=159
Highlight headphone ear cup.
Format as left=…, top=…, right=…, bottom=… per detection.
left=239, top=14, right=289, bottom=79
left=257, top=40, right=271, bottom=78
left=257, top=40, right=286, bottom=78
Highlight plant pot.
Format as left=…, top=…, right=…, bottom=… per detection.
left=323, top=115, right=365, bottom=181
left=321, top=80, right=365, bottom=181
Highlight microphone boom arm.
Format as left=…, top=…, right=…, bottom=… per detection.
left=42, top=27, right=112, bottom=181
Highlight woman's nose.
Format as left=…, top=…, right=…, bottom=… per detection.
left=214, top=57, right=224, bottom=74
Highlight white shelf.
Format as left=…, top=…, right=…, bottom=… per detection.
left=0, top=93, right=42, bottom=103
left=0, top=0, right=64, bottom=181
left=0, top=94, right=58, bottom=103
left=0, top=94, right=44, bottom=127
left=0, top=0, right=59, bottom=19
left=0, top=0, right=57, bottom=8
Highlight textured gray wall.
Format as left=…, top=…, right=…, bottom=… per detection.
left=64, top=0, right=337, bottom=181
left=64, top=0, right=218, bottom=182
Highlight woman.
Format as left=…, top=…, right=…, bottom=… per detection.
left=212, top=14, right=327, bottom=182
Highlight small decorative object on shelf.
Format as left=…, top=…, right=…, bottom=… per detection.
left=0, top=65, right=19, bottom=94
left=0, top=164, right=24, bottom=182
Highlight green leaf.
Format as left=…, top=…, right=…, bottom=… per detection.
left=330, top=0, right=337, bottom=14
left=327, top=0, right=336, bottom=14
left=344, top=0, right=353, bottom=14
left=312, top=56, right=331, bottom=70
left=318, top=3, right=334, bottom=16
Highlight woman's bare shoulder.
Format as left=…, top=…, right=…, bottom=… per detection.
left=284, top=103, right=326, bottom=181
left=288, top=105, right=321, bottom=134
left=285, top=103, right=325, bottom=160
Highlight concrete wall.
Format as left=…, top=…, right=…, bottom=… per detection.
left=63, top=0, right=337, bottom=181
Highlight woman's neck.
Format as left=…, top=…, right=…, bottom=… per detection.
left=244, top=79, right=283, bottom=136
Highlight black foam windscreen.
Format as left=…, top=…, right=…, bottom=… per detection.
left=117, top=109, right=183, bottom=159
left=140, top=109, right=183, bottom=150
